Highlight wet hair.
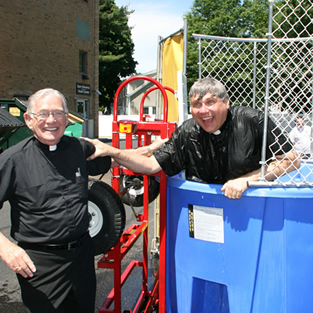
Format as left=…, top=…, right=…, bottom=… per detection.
left=189, top=77, right=229, bottom=102
left=27, top=88, right=69, bottom=113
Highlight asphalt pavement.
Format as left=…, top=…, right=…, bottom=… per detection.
left=0, top=171, right=159, bottom=313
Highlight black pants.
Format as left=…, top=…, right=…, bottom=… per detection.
left=17, top=235, right=96, bottom=313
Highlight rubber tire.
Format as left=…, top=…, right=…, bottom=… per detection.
left=119, top=174, right=160, bottom=207
left=88, top=179, right=126, bottom=256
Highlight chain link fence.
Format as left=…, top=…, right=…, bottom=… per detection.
left=192, top=0, right=313, bottom=186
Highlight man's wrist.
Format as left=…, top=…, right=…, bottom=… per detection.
left=147, top=146, right=152, bottom=157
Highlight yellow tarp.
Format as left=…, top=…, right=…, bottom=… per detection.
left=161, top=33, right=184, bottom=122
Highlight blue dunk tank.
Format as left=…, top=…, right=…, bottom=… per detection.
left=165, top=162, right=313, bottom=313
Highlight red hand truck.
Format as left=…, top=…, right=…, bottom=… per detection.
left=97, top=75, right=176, bottom=313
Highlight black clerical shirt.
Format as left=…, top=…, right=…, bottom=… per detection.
left=154, top=106, right=293, bottom=184
left=0, top=136, right=110, bottom=244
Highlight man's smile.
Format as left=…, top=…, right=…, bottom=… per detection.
left=202, top=116, right=213, bottom=121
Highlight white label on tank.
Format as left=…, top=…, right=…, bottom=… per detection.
left=189, top=205, right=224, bottom=243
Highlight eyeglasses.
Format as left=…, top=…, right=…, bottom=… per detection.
left=31, top=110, right=67, bottom=121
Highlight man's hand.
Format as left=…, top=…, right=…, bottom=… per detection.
left=221, top=177, right=249, bottom=199
left=0, top=238, right=36, bottom=278
left=82, top=137, right=162, bottom=175
left=149, top=137, right=168, bottom=152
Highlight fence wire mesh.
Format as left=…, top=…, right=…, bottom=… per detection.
left=193, top=0, right=313, bottom=186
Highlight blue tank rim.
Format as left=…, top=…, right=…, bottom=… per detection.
left=167, top=175, right=313, bottom=199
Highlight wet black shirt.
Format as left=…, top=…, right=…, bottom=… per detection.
left=0, top=136, right=111, bottom=244
left=154, top=106, right=293, bottom=184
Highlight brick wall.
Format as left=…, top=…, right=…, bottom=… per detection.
left=0, top=0, right=99, bottom=136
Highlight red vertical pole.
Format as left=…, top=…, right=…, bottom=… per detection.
left=111, top=121, right=120, bottom=193
left=142, top=175, right=149, bottom=295
left=113, top=243, right=122, bottom=313
left=158, top=171, right=167, bottom=313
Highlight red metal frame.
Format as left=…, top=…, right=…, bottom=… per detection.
left=97, top=75, right=176, bottom=313
left=139, top=85, right=175, bottom=121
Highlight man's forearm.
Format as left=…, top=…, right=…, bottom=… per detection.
left=110, top=147, right=162, bottom=174
left=238, top=151, right=300, bottom=184
left=85, top=138, right=163, bottom=174
left=264, top=150, right=300, bottom=181
left=0, top=231, right=13, bottom=257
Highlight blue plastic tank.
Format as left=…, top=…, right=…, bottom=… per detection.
left=166, top=163, right=313, bottom=313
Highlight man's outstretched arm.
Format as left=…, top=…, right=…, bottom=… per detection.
left=85, top=138, right=162, bottom=175
left=221, top=149, right=300, bottom=199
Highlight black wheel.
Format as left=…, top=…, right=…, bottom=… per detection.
left=88, top=179, right=126, bottom=255
left=119, top=175, right=160, bottom=207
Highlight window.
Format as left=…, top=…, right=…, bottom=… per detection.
left=79, top=51, right=88, bottom=80
left=143, top=107, right=156, bottom=115
left=76, top=19, right=90, bottom=41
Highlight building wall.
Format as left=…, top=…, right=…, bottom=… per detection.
left=0, top=0, right=99, bottom=137
left=117, top=72, right=158, bottom=116
left=128, top=80, right=157, bottom=116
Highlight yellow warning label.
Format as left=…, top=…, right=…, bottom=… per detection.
left=9, top=107, right=21, bottom=117
left=119, top=124, right=132, bottom=133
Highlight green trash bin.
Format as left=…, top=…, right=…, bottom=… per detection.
left=64, top=111, right=84, bottom=137
left=0, top=108, right=25, bottom=151
left=0, top=99, right=32, bottom=150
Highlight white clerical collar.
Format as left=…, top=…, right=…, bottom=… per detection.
left=49, top=145, right=57, bottom=151
left=213, top=130, right=221, bottom=135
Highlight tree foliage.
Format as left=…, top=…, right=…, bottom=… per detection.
left=184, top=0, right=313, bottom=113
left=185, top=0, right=269, bottom=88
left=273, top=0, right=313, bottom=38
left=271, top=0, right=313, bottom=113
left=99, top=0, right=137, bottom=112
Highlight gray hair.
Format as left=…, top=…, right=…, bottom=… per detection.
left=189, top=77, right=229, bottom=102
left=27, top=88, right=69, bottom=113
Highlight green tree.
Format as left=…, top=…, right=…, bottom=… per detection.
left=99, top=0, right=137, bottom=113
left=185, top=0, right=268, bottom=88
left=271, top=0, right=313, bottom=113
left=184, top=0, right=312, bottom=113
left=273, top=0, right=313, bottom=38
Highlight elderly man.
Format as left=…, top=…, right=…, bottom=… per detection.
left=87, top=77, right=299, bottom=199
left=0, top=88, right=111, bottom=313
